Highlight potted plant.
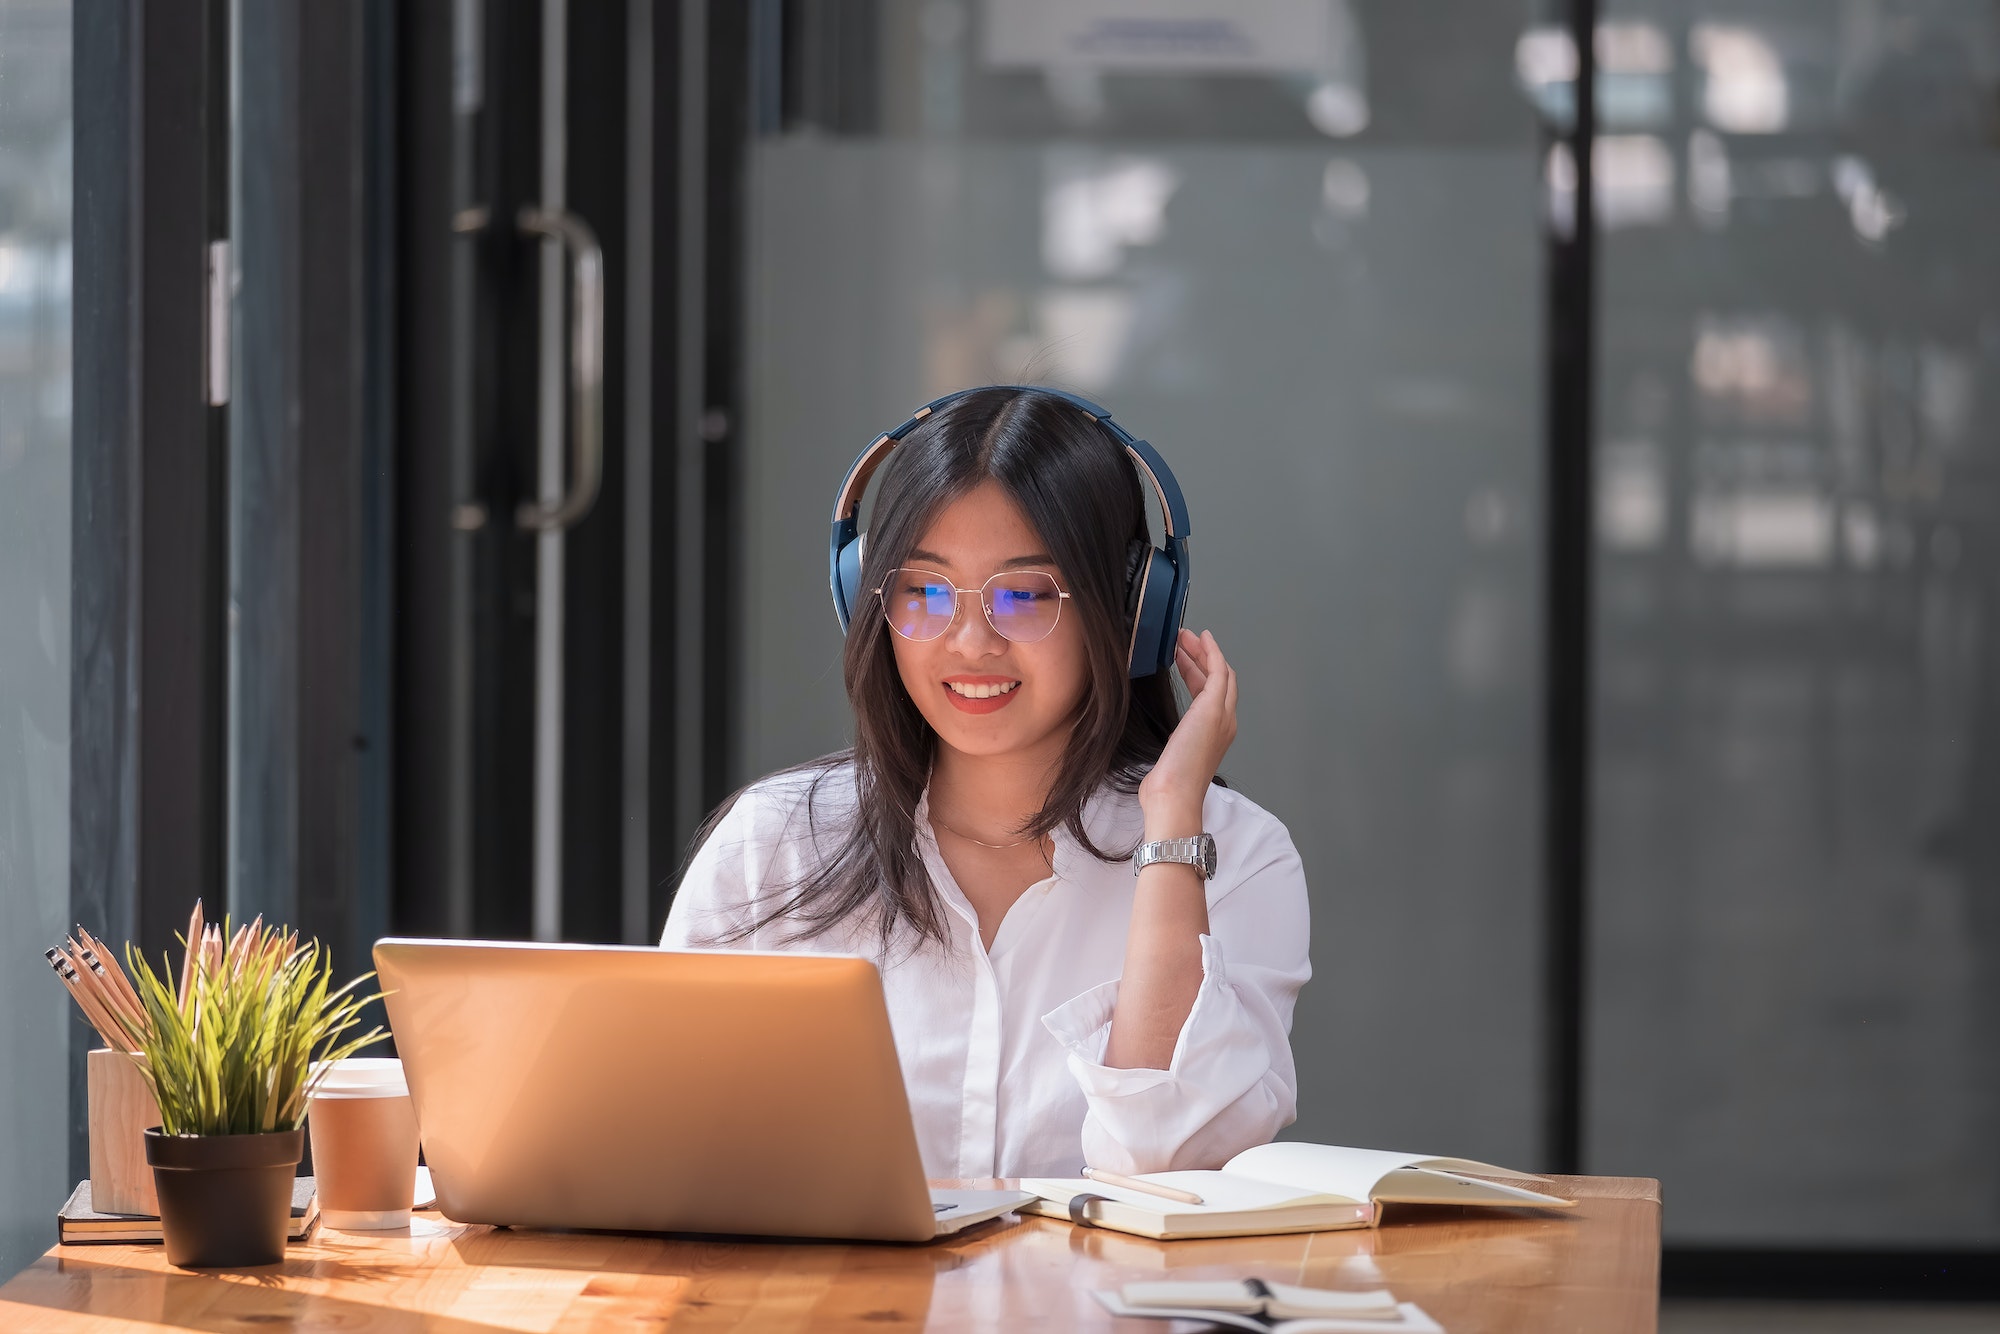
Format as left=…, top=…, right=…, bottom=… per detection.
left=121, top=903, right=381, bottom=1268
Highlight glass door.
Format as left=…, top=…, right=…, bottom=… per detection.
left=391, top=0, right=683, bottom=946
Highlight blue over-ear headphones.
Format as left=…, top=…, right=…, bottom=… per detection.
left=828, top=386, right=1191, bottom=679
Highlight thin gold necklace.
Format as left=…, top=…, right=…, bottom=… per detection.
left=931, top=814, right=1040, bottom=852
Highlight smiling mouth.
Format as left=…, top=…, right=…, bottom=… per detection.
left=945, top=680, right=1020, bottom=699
left=941, top=678, right=1022, bottom=715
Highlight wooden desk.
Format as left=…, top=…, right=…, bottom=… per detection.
left=0, top=1174, right=1658, bottom=1332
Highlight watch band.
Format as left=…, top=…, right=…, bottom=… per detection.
left=1133, top=834, right=1217, bottom=880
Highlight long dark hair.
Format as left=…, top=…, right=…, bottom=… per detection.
left=688, top=387, right=1182, bottom=951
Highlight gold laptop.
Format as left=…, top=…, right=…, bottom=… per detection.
left=372, top=939, right=1032, bottom=1242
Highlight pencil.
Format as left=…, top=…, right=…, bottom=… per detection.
left=52, top=946, right=121, bottom=1043
left=1081, top=1167, right=1206, bottom=1206
left=45, top=949, right=137, bottom=1051
left=228, top=918, right=259, bottom=978
left=77, top=926, right=145, bottom=1019
left=68, top=936, right=148, bottom=1038
left=68, top=945, right=146, bottom=1051
left=179, top=899, right=204, bottom=1011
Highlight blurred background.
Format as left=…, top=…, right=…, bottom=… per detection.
left=2, top=0, right=1997, bottom=1318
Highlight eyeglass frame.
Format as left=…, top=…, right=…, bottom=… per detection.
left=873, top=566, right=1074, bottom=643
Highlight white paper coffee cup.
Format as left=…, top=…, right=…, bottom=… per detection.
left=308, top=1057, right=420, bottom=1230
left=311, top=1056, right=409, bottom=1099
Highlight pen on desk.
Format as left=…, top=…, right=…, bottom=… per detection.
left=1081, top=1167, right=1205, bottom=1206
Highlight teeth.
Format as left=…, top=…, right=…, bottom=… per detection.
left=946, top=680, right=1020, bottom=699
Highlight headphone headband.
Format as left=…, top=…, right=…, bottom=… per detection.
left=829, top=386, right=1192, bottom=677
left=830, top=390, right=1189, bottom=539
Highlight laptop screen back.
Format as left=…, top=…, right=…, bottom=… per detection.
left=372, top=940, right=939, bottom=1241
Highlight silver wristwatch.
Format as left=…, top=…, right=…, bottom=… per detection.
left=1133, top=834, right=1218, bottom=880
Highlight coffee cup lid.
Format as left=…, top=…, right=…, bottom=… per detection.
left=310, top=1056, right=408, bottom=1099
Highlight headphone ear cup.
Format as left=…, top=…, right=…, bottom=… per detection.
left=1123, top=539, right=1149, bottom=618
left=1126, top=546, right=1176, bottom=678
left=834, top=537, right=867, bottom=633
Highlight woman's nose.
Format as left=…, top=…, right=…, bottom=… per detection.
left=944, top=590, right=1005, bottom=657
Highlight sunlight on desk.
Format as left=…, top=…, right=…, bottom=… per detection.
left=0, top=1175, right=1659, bottom=1331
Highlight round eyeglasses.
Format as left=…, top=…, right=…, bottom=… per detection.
left=876, top=567, right=1071, bottom=644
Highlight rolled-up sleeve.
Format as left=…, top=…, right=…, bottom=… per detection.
left=1040, top=820, right=1312, bottom=1173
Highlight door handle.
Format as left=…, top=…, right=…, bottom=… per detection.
left=515, top=205, right=604, bottom=532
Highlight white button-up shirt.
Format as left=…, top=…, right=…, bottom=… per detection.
left=659, top=764, right=1311, bottom=1180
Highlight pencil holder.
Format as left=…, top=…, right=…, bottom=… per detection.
left=88, top=1047, right=160, bottom=1215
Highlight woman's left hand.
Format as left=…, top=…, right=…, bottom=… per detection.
left=1111, top=631, right=1234, bottom=1068
left=1138, top=628, right=1238, bottom=828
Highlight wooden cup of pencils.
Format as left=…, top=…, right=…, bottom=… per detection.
left=45, top=926, right=160, bottom=1216
left=87, top=1049, right=160, bottom=1215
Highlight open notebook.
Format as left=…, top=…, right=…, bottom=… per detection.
left=1021, top=1141, right=1573, bottom=1240
left=1092, top=1284, right=1445, bottom=1333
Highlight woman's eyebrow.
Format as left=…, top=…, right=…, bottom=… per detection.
left=905, top=549, right=1056, bottom=569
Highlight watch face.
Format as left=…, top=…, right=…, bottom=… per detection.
left=1198, top=836, right=1217, bottom=877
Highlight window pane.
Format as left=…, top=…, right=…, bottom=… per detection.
left=0, top=0, right=73, bottom=1282
left=1589, top=0, right=2000, bottom=1244
left=736, top=1, right=1551, bottom=1165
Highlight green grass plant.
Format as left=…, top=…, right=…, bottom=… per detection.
left=123, top=914, right=383, bottom=1137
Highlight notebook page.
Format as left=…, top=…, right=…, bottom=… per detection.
left=1119, top=1281, right=1400, bottom=1319
left=1121, top=1280, right=1263, bottom=1312
left=1264, top=1284, right=1401, bottom=1318
left=1373, top=1166, right=1574, bottom=1207
left=1093, top=1291, right=1445, bottom=1334
left=1222, top=1144, right=1465, bottom=1201
left=1019, top=1170, right=1343, bottom=1214
left=1225, top=1143, right=1571, bottom=1208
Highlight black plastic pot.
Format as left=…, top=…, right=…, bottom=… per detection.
left=144, top=1127, right=304, bottom=1268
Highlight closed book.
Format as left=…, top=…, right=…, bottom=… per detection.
left=58, top=1177, right=320, bottom=1245
left=1021, top=1142, right=1572, bottom=1240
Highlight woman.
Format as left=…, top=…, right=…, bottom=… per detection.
left=661, top=386, right=1309, bottom=1180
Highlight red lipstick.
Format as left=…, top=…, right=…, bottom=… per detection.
left=941, top=676, right=1021, bottom=715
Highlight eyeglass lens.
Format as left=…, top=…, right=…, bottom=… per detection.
left=881, top=568, right=1064, bottom=643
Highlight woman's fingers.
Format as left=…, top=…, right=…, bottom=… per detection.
left=1181, top=631, right=1235, bottom=729
left=1199, top=633, right=1230, bottom=696
left=1200, top=633, right=1238, bottom=737
left=1176, top=653, right=1207, bottom=697
left=1142, top=631, right=1241, bottom=809
left=1172, top=629, right=1237, bottom=752
left=1175, top=629, right=1209, bottom=695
